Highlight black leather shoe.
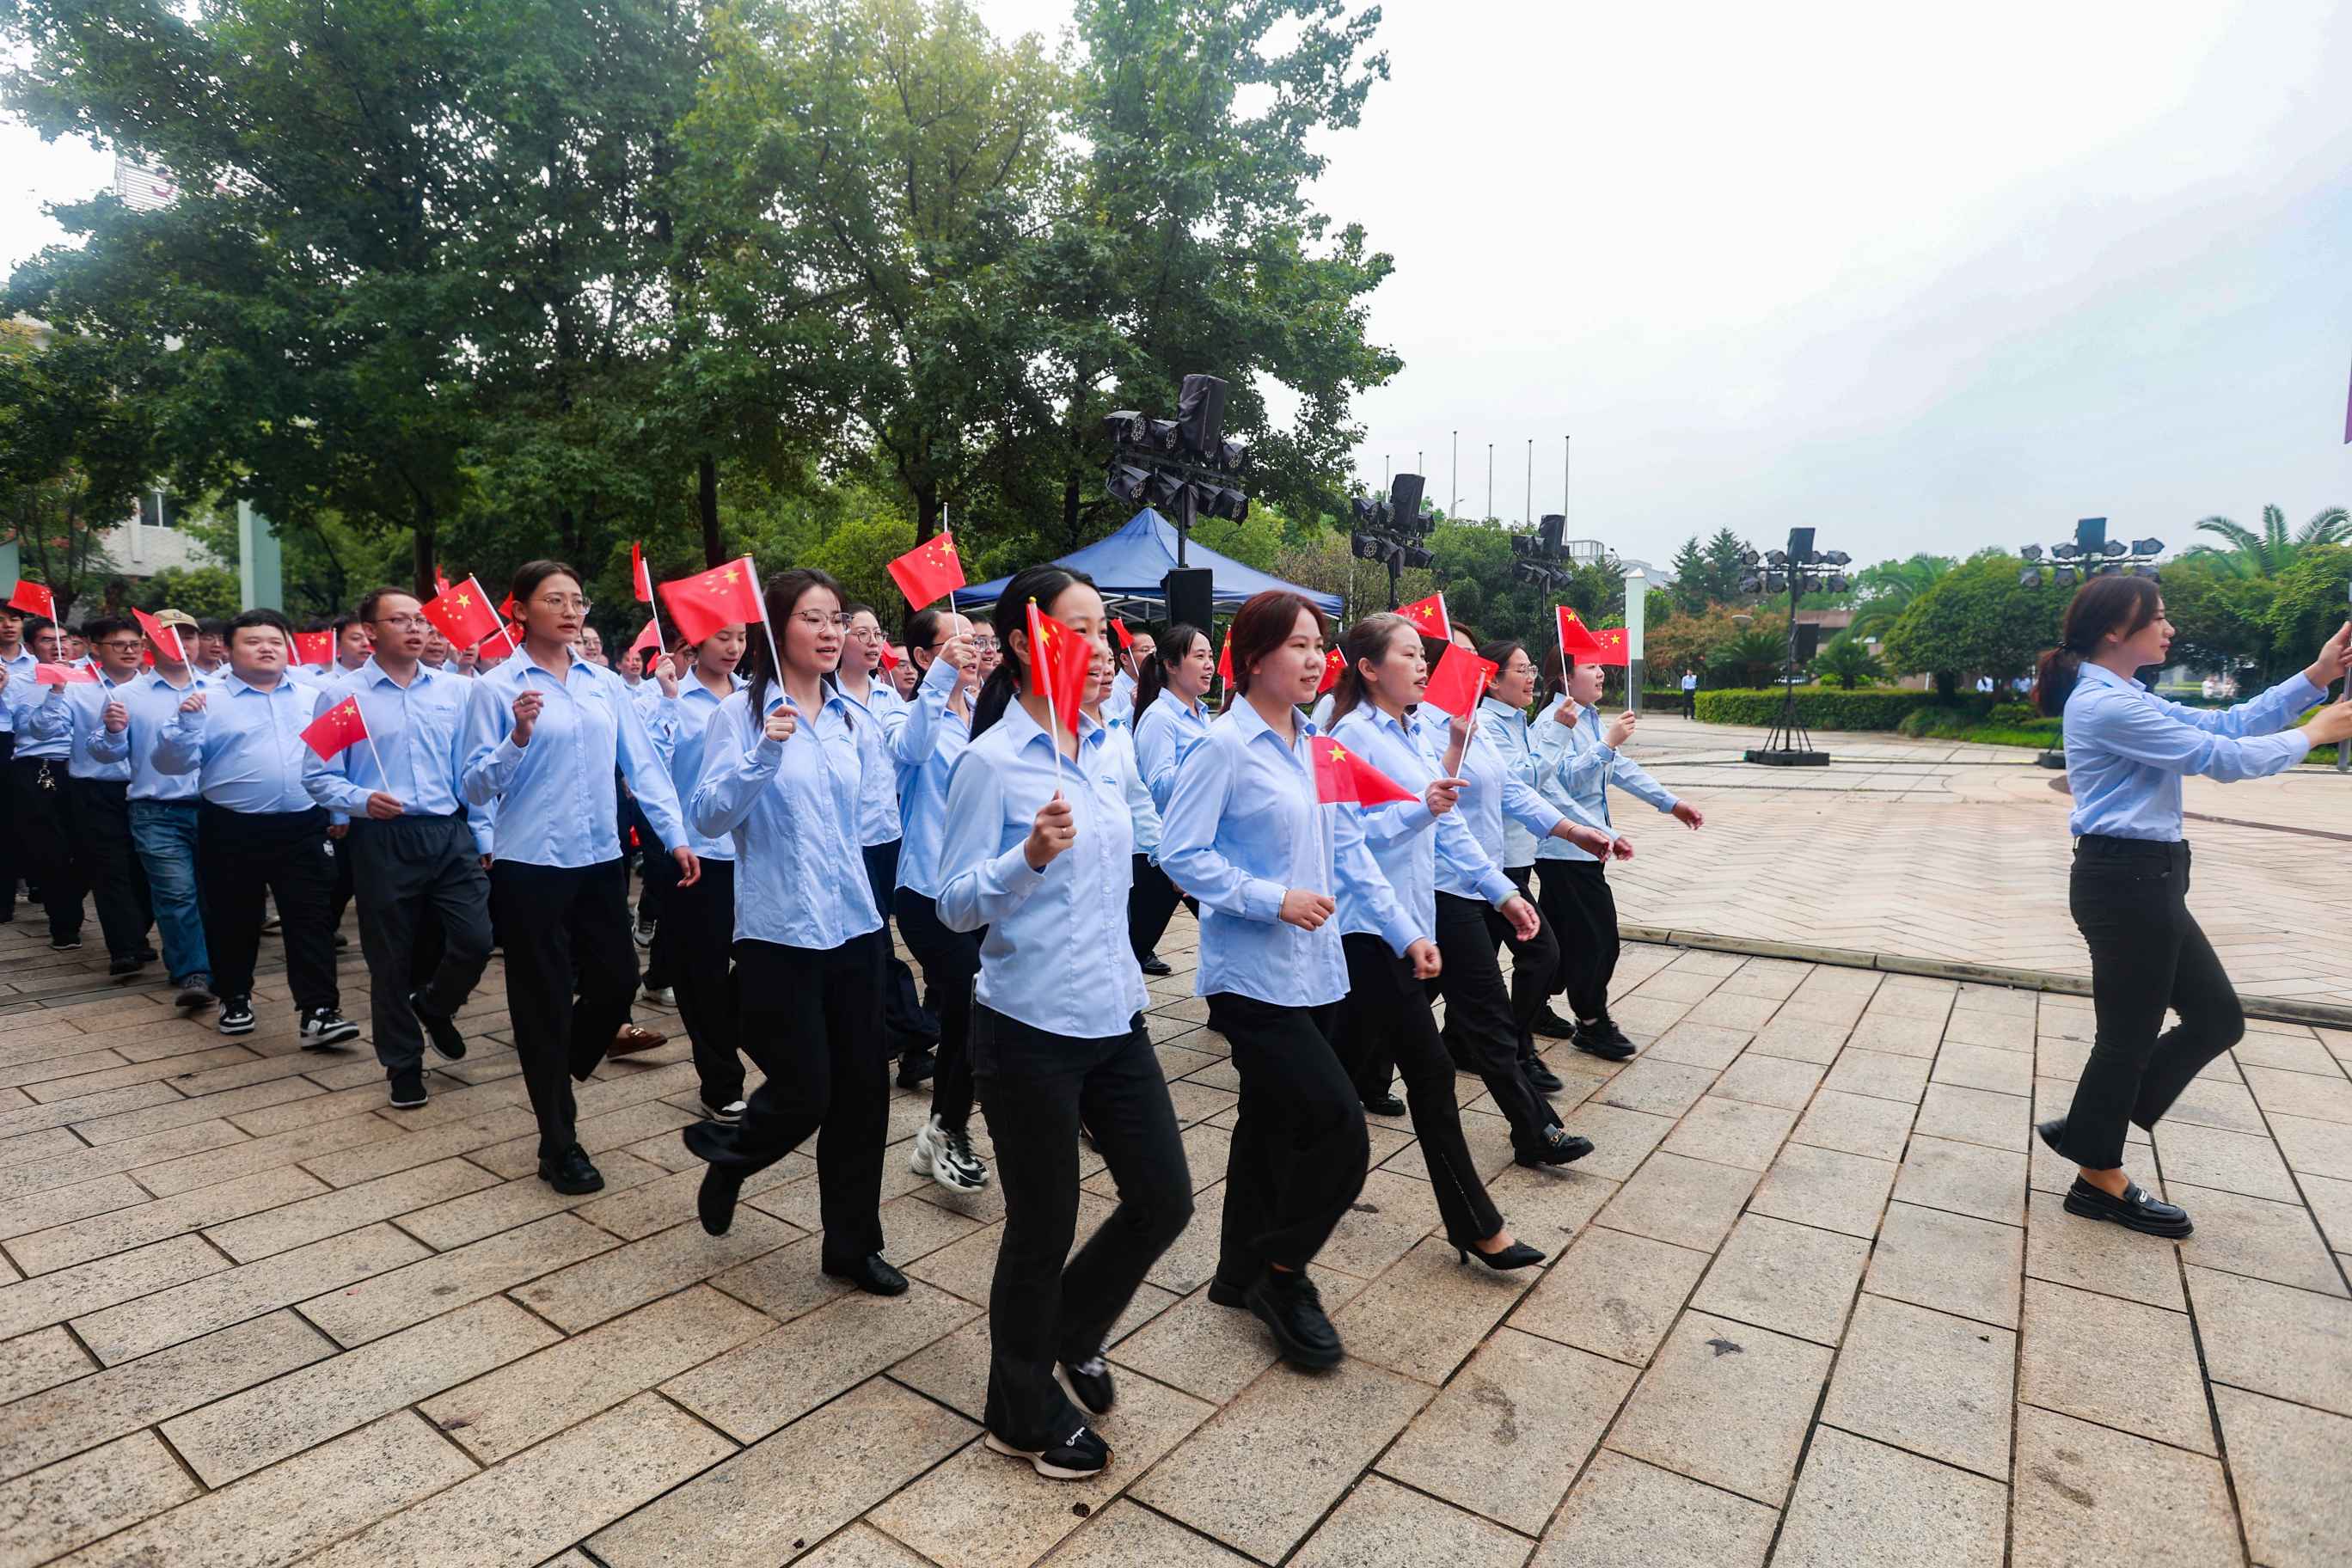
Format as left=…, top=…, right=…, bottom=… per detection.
left=1245, top=1268, right=1344, bottom=1369
left=408, top=989, right=469, bottom=1062
left=696, top=1164, right=741, bottom=1235
left=985, top=1424, right=1110, bottom=1480
left=538, top=1144, right=604, bottom=1195
left=2036, top=1117, right=2068, bottom=1158
left=1140, top=952, right=1173, bottom=977
left=896, top=1049, right=937, bottom=1089
left=1573, top=1020, right=1638, bottom=1061
left=1532, top=1007, right=1578, bottom=1039
left=1062, top=1350, right=1116, bottom=1415
left=1206, top=1274, right=1250, bottom=1308
left=1362, top=1093, right=1407, bottom=1118
left=107, top=954, right=144, bottom=978
left=2064, top=1176, right=2191, bottom=1238
left=1522, top=1056, right=1565, bottom=1094
left=1515, top=1125, right=1596, bottom=1168
left=1458, top=1239, right=1546, bottom=1271
left=824, top=1253, right=910, bottom=1295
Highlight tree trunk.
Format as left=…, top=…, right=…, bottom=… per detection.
left=1063, top=471, right=1082, bottom=552
left=412, top=500, right=437, bottom=597
left=556, top=508, right=579, bottom=558
left=1932, top=671, right=1956, bottom=701
left=698, top=453, right=721, bottom=567
left=916, top=487, right=940, bottom=542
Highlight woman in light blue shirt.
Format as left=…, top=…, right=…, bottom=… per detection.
left=936, top=566, right=1189, bottom=1483
left=1160, top=590, right=1404, bottom=1373
left=1125, top=622, right=1213, bottom=976
left=2035, top=577, right=2352, bottom=1240
left=680, top=568, right=902, bottom=1299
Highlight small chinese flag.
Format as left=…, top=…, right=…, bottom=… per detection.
left=300, top=695, right=371, bottom=761
left=1421, top=642, right=1497, bottom=718
left=421, top=576, right=504, bottom=651
left=1397, top=591, right=1451, bottom=640
left=1109, top=616, right=1134, bottom=652
left=1026, top=599, right=1092, bottom=730
left=132, top=606, right=186, bottom=664
left=34, top=662, right=96, bottom=685
left=1216, top=623, right=1234, bottom=683
left=1589, top=626, right=1630, bottom=667
left=8, top=580, right=56, bottom=621
left=1314, top=738, right=1417, bottom=806
left=1556, top=604, right=1605, bottom=659
left=499, top=592, right=517, bottom=622
left=659, top=556, right=765, bottom=646
left=433, top=563, right=452, bottom=596
left=294, top=630, right=335, bottom=666
left=1315, top=645, right=1345, bottom=695
left=886, top=533, right=966, bottom=610
left=878, top=640, right=900, bottom=672
left=631, top=542, right=655, bottom=604
left=628, top=619, right=661, bottom=669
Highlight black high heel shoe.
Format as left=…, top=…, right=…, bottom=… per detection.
left=1457, top=1239, right=1546, bottom=1271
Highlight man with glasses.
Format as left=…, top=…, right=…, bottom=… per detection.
left=21, top=616, right=156, bottom=972
left=98, top=609, right=217, bottom=1008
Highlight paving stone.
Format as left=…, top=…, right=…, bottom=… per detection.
left=2154, top=1121, right=2300, bottom=1202
left=1930, top=1041, right=2034, bottom=1097
left=1680, top=989, right=1780, bottom=1032
left=1532, top=1449, right=1777, bottom=1568
left=1745, top=1013, right=1851, bottom=1066
left=2303, top=1171, right=2352, bottom=1253
left=0, top=1118, right=248, bottom=1202
left=709, top=1231, right=861, bottom=1323
left=1285, top=1473, right=1531, bottom=1568
left=1130, top=1358, right=1429, bottom=1565
left=0, top=1233, right=227, bottom=1340
left=1912, top=1083, right=2026, bottom=1151
left=0, top=1174, right=147, bottom=1244
left=1547, top=1101, right=1676, bottom=1181
left=1892, top=1134, right=2026, bottom=1226
left=297, top=1211, right=616, bottom=1345
left=392, top=1152, right=665, bottom=1248
left=202, top=1157, right=499, bottom=1262
left=1747, top=1141, right=1897, bottom=1239
left=0, top=1079, right=181, bottom=1133
left=1822, top=1048, right=1931, bottom=1104
left=1032, top=1500, right=1253, bottom=1567
left=0, top=1126, right=95, bottom=1173
left=1589, top=1057, right=1718, bottom=1118
left=54, top=1412, right=477, bottom=1568
left=2269, top=1112, right=2352, bottom=1180
left=1689, top=1212, right=1868, bottom=1345
left=2009, top=1405, right=2239, bottom=1568
left=1331, top=1234, right=1537, bottom=1383
left=665, top=1278, right=978, bottom=1442
left=1378, top=1326, right=1635, bottom=1534
left=1941, top=1007, right=2034, bottom=1048
left=2213, top=1385, right=2352, bottom=1568
left=2157, top=1076, right=2268, bottom=1137
left=1315, top=1167, right=1446, bottom=1282
left=1660, top=1096, right=1795, bottom=1172
left=1773, top=1425, right=2006, bottom=1568
left=512, top=1210, right=799, bottom=1332
left=223, top=1081, right=410, bottom=1136
left=1847, top=1010, right=1945, bottom=1057
left=299, top=1393, right=736, bottom=1568
left=1792, top=1088, right=1915, bottom=1161
left=297, top=1107, right=540, bottom=1185
left=2165, top=1181, right=2345, bottom=1295
left=1644, top=1021, right=1753, bottom=1073
left=162, top=1296, right=562, bottom=1485
left=798, top=1524, right=936, bottom=1568
left=2018, top=1278, right=2212, bottom=1454
left=9, top=1165, right=328, bottom=1276
left=0, top=1326, right=89, bottom=1406
left=1107, top=1270, right=1366, bottom=1404
left=1604, top=1308, right=1831, bottom=1507
left=1864, top=1201, right=2023, bottom=1327
left=132, top=1115, right=406, bottom=1197
left=2185, top=1265, right=2352, bottom=1418
left=0, top=1310, right=334, bottom=1481
left=2231, top=1032, right=2342, bottom=1075
left=1595, top=1152, right=1759, bottom=1253
left=1709, top=1052, right=1825, bottom=1111
left=0, top=1431, right=199, bottom=1566
left=1822, top=1292, right=2014, bottom=1481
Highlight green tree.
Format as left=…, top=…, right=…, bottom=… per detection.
left=2188, top=505, right=2349, bottom=579
left=2255, top=544, right=2352, bottom=680
left=0, top=325, right=156, bottom=621
left=1879, top=554, right=2066, bottom=698
left=1846, top=554, right=1956, bottom=641
left=1708, top=627, right=1786, bottom=688
left=133, top=565, right=242, bottom=621
left=1811, top=632, right=1886, bottom=689
left=1665, top=536, right=1711, bottom=613
left=2159, top=551, right=2277, bottom=682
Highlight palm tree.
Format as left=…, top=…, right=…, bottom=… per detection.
left=1846, top=554, right=1955, bottom=641
left=1810, top=633, right=1886, bottom=690
left=2189, top=505, right=2350, bottom=579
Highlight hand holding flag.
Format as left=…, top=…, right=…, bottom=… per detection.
left=887, top=533, right=966, bottom=611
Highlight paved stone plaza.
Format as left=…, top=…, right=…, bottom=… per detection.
left=3, top=820, right=2350, bottom=1565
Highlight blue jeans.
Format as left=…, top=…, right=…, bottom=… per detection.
left=129, top=799, right=211, bottom=985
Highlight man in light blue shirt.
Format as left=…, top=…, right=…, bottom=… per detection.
left=0, top=604, right=37, bottom=924
left=26, top=616, right=155, bottom=977
left=96, top=610, right=214, bottom=1008
left=7, top=619, right=88, bottom=948
left=154, top=608, right=360, bottom=1047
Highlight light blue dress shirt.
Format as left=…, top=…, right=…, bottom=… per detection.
left=645, top=674, right=745, bottom=862
left=840, top=673, right=906, bottom=848
left=92, top=670, right=210, bottom=802
left=1329, top=704, right=1506, bottom=944
left=1131, top=691, right=1212, bottom=815
left=153, top=672, right=332, bottom=814
left=5, top=663, right=71, bottom=760
left=460, top=652, right=685, bottom=868
left=935, top=703, right=1149, bottom=1038
left=1414, top=704, right=1564, bottom=891
left=1160, top=699, right=1412, bottom=1007
left=888, top=656, right=971, bottom=898
left=1097, top=712, right=1163, bottom=858
left=690, top=683, right=879, bottom=949
left=2062, top=663, right=2320, bottom=842
left=1539, top=695, right=1678, bottom=864
left=1478, top=695, right=1553, bottom=868
left=22, top=673, right=136, bottom=781
left=0, top=648, right=37, bottom=734
left=1104, top=668, right=1137, bottom=726
left=303, top=658, right=492, bottom=852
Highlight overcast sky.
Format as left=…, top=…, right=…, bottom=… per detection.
left=7, top=0, right=2349, bottom=570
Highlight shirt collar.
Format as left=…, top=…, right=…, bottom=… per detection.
left=2076, top=662, right=2143, bottom=694
left=1479, top=695, right=1522, bottom=722
left=357, top=655, right=439, bottom=691
left=1001, top=694, right=1107, bottom=756
left=223, top=670, right=297, bottom=698
left=141, top=667, right=200, bottom=693
left=1228, top=692, right=1306, bottom=750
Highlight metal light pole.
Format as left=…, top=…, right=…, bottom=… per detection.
left=1450, top=431, right=1458, bottom=518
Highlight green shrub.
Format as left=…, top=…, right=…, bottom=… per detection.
left=1897, top=707, right=2061, bottom=743
left=1692, top=687, right=1936, bottom=731
left=1987, top=701, right=2037, bottom=726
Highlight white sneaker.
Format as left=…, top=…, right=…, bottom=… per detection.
left=299, top=1008, right=360, bottom=1050
left=910, top=1114, right=990, bottom=1193
left=641, top=985, right=675, bottom=1006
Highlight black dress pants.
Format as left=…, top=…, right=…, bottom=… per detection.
left=10, top=756, right=83, bottom=942
left=1127, top=854, right=1187, bottom=965
left=1337, top=934, right=1503, bottom=1246
left=0, top=731, right=15, bottom=917
left=862, top=838, right=937, bottom=1054
left=663, top=858, right=755, bottom=1106
left=347, top=813, right=493, bottom=1074
left=976, top=1005, right=1191, bottom=1449
left=1538, top=860, right=1620, bottom=1025
left=637, top=830, right=679, bottom=992
left=893, top=888, right=980, bottom=1131
left=489, top=858, right=640, bottom=1159
left=2056, top=837, right=2245, bottom=1172
left=1430, top=892, right=1560, bottom=1155
left=1210, top=994, right=1365, bottom=1289
left=196, top=803, right=339, bottom=1012
left=696, top=930, right=888, bottom=1264
left=71, top=778, right=150, bottom=959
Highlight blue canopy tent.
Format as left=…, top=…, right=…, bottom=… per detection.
left=959, top=507, right=1341, bottom=619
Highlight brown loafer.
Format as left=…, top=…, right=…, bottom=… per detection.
left=609, top=1023, right=668, bottom=1057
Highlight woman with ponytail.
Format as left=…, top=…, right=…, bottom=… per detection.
left=1127, top=622, right=1213, bottom=973
left=682, top=568, right=903, bottom=1297
left=936, top=566, right=1191, bottom=1481
left=2036, top=575, right=2352, bottom=1238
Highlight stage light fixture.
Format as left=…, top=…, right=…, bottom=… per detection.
left=1823, top=550, right=1851, bottom=567
left=1765, top=549, right=1788, bottom=567
left=2019, top=567, right=2043, bottom=588
left=1108, top=464, right=1151, bottom=502
left=1102, top=410, right=1147, bottom=444
left=2055, top=564, right=2079, bottom=586
left=2101, top=539, right=2127, bottom=557
left=2021, top=544, right=2043, bottom=561
left=2132, top=538, right=2165, bottom=555
left=1740, top=548, right=1761, bottom=567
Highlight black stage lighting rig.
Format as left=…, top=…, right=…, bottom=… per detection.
left=1350, top=475, right=1436, bottom=609
left=1509, top=513, right=1577, bottom=592
left=2018, top=518, right=2163, bottom=589
left=1103, top=372, right=1254, bottom=625
left=1740, top=526, right=1847, bottom=768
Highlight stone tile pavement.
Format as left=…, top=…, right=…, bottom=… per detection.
left=3, top=905, right=2351, bottom=1565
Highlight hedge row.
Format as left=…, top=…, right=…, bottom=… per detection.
left=1692, top=688, right=1938, bottom=730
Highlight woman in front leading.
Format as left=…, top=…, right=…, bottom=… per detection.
left=2035, top=575, right=2352, bottom=1238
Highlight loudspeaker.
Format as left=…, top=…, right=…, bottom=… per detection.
left=1795, top=622, right=1822, bottom=660
left=1176, top=374, right=1229, bottom=457
left=1162, top=568, right=1214, bottom=637
left=1388, top=472, right=1425, bottom=523
left=1786, top=526, right=1816, bottom=565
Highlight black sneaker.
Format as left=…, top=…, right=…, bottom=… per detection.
left=107, top=954, right=144, bottom=978
left=896, top=1048, right=937, bottom=1089
left=1362, top=1093, right=1407, bottom=1118
left=49, top=935, right=81, bottom=952
left=174, top=979, right=217, bottom=1011
left=1140, top=952, right=1173, bottom=977
left=1246, top=1268, right=1344, bottom=1369
left=984, top=1424, right=1110, bottom=1480
left=2063, top=1176, right=2191, bottom=1238
left=537, top=1143, right=605, bottom=1195
left=696, top=1164, right=741, bottom=1235
left=217, top=997, right=256, bottom=1035
left=135, top=946, right=158, bottom=962
left=1532, top=1006, right=1579, bottom=1039
left=1522, top=1055, right=1565, bottom=1094
left=299, top=1007, right=360, bottom=1050
left=1515, top=1124, right=1596, bottom=1168
left=407, top=989, right=468, bottom=1062
left=1573, top=1020, right=1637, bottom=1062
left=1063, top=1351, right=1116, bottom=1415
left=388, top=1067, right=428, bottom=1110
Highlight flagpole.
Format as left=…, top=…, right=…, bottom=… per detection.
left=943, top=505, right=958, bottom=621
left=639, top=545, right=667, bottom=661
left=744, top=554, right=792, bottom=713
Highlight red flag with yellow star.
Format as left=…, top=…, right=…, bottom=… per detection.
left=1556, top=604, right=1605, bottom=660
left=1025, top=599, right=1093, bottom=733
left=887, top=532, right=967, bottom=610
left=1315, top=645, right=1345, bottom=695
left=1589, top=625, right=1630, bottom=667
left=420, top=576, right=504, bottom=651
left=299, top=695, right=371, bottom=762
left=659, top=556, right=765, bottom=646
left=1396, top=591, right=1451, bottom=640
left=1313, top=737, right=1417, bottom=806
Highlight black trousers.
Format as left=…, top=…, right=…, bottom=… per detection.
left=347, top=813, right=492, bottom=1074
left=976, top=1005, right=1191, bottom=1449
left=663, top=859, right=756, bottom=1106
left=893, top=888, right=980, bottom=1131
left=0, top=730, right=14, bottom=916
left=10, top=756, right=83, bottom=942
left=1430, top=891, right=1560, bottom=1154
left=862, top=838, right=936, bottom=1055
left=490, top=858, right=640, bottom=1159
left=1538, top=859, right=1620, bottom=1024
left=71, top=778, right=151, bottom=959
left=637, top=830, right=679, bottom=992
left=1337, top=934, right=1503, bottom=1246
left=2056, top=837, right=2245, bottom=1172
left=696, top=930, right=888, bottom=1264
left=1210, top=994, right=1366, bottom=1288
left=1127, top=854, right=1189, bottom=965
left=196, top=802, right=339, bottom=1013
